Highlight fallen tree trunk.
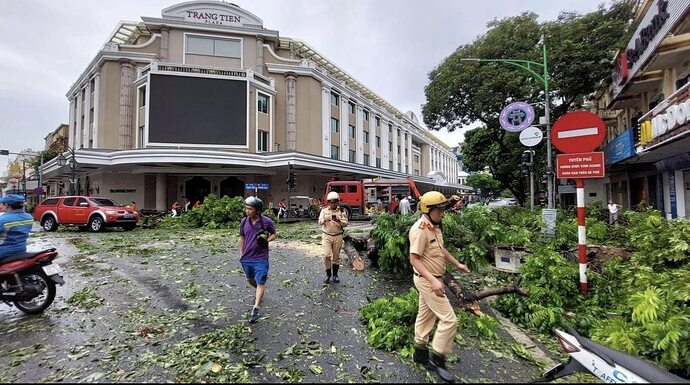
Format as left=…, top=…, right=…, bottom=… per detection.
left=344, top=235, right=528, bottom=315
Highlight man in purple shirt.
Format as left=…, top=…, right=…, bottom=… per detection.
left=239, top=196, right=277, bottom=323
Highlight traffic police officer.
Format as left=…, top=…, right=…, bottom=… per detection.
left=409, top=191, right=470, bottom=382
left=319, top=191, right=348, bottom=284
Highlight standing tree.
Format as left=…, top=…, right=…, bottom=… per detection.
left=422, top=3, right=633, bottom=202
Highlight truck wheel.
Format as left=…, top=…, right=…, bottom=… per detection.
left=41, top=216, right=58, bottom=232
left=342, top=207, right=351, bottom=220
left=88, top=216, right=105, bottom=232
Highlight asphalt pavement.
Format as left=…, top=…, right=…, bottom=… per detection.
left=0, top=225, right=549, bottom=383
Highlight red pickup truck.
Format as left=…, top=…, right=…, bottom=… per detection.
left=33, top=196, right=140, bottom=232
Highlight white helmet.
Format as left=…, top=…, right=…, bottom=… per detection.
left=326, top=191, right=340, bottom=202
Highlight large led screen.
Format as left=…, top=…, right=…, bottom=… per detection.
left=148, top=74, right=247, bottom=146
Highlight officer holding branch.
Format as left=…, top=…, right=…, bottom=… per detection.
left=409, top=191, right=470, bottom=382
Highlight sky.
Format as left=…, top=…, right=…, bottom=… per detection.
left=0, top=0, right=610, bottom=173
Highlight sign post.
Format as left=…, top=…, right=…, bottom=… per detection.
left=550, top=111, right=607, bottom=294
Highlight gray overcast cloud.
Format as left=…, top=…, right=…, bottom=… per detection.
left=0, top=0, right=608, bottom=170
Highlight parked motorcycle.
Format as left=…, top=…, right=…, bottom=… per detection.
left=0, top=248, right=65, bottom=315
left=536, top=327, right=688, bottom=383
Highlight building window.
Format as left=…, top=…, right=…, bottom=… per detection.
left=364, top=154, right=370, bottom=165
left=405, top=133, right=408, bottom=141
left=406, top=165, right=409, bottom=174
left=375, top=116, right=381, bottom=127
left=331, top=145, right=339, bottom=160
left=414, top=154, right=420, bottom=163
left=349, top=124, right=355, bottom=139
left=389, top=123, right=393, bottom=133
left=388, top=141, right=392, bottom=151
left=376, top=158, right=381, bottom=168
left=389, top=161, right=393, bottom=170
left=376, top=136, right=380, bottom=148
left=258, top=130, right=269, bottom=152
left=364, top=110, right=369, bottom=121
left=331, top=92, right=339, bottom=106
left=257, top=94, right=269, bottom=114
left=186, top=35, right=241, bottom=58
left=364, top=131, right=369, bottom=143
left=331, top=117, right=339, bottom=133
left=138, top=87, right=146, bottom=107
left=414, top=169, right=419, bottom=176
left=405, top=149, right=408, bottom=157
left=349, top=150, right=356, bottom=163
left=348, top=101, right=355, bottom=114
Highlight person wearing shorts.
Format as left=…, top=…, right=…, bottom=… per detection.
left=239, top=196, right=277, bottom=323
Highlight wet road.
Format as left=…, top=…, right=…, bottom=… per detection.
left=0, top=224, right=549, bottom=383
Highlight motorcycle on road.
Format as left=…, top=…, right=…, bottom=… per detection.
left=0, top=248, right=65, bottom=315
left=536, top=327, right=688, bottom=383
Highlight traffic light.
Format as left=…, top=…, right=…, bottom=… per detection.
left=286, top=163, right=296, bottom=188
left=521, top=150, right=533, bottom=177
left=0, top=150, right=9, bottom=155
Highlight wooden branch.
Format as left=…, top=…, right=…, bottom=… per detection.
left=443, top=272, right=527, bottom=316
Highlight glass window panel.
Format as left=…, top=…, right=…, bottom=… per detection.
left=187, top=36, right=214, bottom=55
left=214, top=39, right=241, bottom=58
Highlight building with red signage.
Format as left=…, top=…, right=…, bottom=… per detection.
left=590, top=0, right=690, bottom=219
left=40, top=1, right=468, bottom=210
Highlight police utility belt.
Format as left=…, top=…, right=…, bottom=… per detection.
left=413, top=271, right=444, bottom=279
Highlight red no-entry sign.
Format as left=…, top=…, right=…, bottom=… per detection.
left=551, top=111, right=606, bottom=153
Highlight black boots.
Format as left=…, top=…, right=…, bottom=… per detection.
left=413, top=345, right=429, bottom=364
left=429, top=351, right=454, bottom=383
left=323, top=266, right=340, bottom=284
left=332, top=264, right=340, bottom=283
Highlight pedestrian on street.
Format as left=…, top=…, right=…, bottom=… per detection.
left=608, top=200, right=622, bottom=225
left=171, top=201, right=181, bottom=217
left=400, top=195, right=411, bottom=215
left=318, top=191, right=348, bottom=284
left=0, top=194, right=34, bottom=263
left=409, top=191, right=470, bottom=382
left=278, top=198, right=287, bottom=218
left=239, top=196, right=277, bottom=323
left=182, top=196, right=191, bottom=213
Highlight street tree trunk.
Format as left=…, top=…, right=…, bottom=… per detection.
left=343, top=235, right=528, bottom=315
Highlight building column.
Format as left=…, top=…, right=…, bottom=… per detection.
left=340, top=96, right=349, bottom=161
left=381, top=119, right=389, bottom=170
left=160, top=26, right=169, bottom=62
left=156, top=174, right=167, bottom=211
left=68, top=98, right=76, bottom=149
left=391, top=125, right=398, bottom=171
left=119, top=59, right=135, bottom=150
left=286, top=73, right=297, bottom=151
left=369, top=112, right=376, bottom=166
left=83, top=82, right=92, bottom=148
left=92, top=72, right=100, bottom=149
left=75, top=91, right=83, bottom=149
left=356, top=105, right=364, bottom=164
left=321, top=85, right=331, bottom=157
left=256, top=36, right=264, bottom=75
left=407, top=133, right=413, bottom=173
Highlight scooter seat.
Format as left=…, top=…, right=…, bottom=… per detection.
left=0, top=249, right=57, bottom=264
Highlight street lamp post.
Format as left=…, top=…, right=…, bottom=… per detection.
left=57, top=147, right=78, bottom=195
left=460, top=35, right=554, bottom=210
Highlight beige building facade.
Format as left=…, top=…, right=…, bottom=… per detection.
left=41, top=1, right=467, bottom=210
left=589, top=0, right=690, bottom=219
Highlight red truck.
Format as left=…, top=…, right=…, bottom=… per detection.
left=33, top=196, right=140, bottom=232
left=324, top=177, right=422, bottom=219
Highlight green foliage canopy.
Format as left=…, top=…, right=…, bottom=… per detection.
left=422, top=3, right=633, bottom=201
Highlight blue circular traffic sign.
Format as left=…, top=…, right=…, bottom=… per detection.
left=499, top=102, right=535, bottom=132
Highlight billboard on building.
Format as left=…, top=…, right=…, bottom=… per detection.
left=148, top=74, right=248, bottom=146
